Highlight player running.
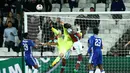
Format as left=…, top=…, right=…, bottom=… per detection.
left=87, top=28, right=105, bottom=73
left=65, top=25, right=83, bottom=73
left=41, top=23, right=73, bottom=73
left=21, top=33, right=40, bottom=73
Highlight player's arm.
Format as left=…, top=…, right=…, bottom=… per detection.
left=29, top=40, right=39, bottom=49
left=86, top=39, right=92, bottom=56
left=124, top=41, right=130, bottom=47
left=101, top=40, right=103, bottom=49
left=41, top=42, right=58, bottom=46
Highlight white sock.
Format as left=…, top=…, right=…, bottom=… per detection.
left=33, top=69, right=38, bottom=73
left=28, top=69, right=32, bottom=73
left=101, top=70, right=105, bottom=73
left=95, top=68, right=100, bottom=73
left=35, top=58, right=41, bottom=67
left=89, top=70, right=94, bottom=73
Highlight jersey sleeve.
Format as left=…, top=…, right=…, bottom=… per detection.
left=28, top=40, right=35, bottom=47
left=87, top=37, right=94, bottom=53
left=63, top=26, right=68, bottom=36
left=51, top=27, right=60, bottom=35
left=101, top=39, right=103, bottom=49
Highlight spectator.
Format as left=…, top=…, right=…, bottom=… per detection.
left=12, top=0, right=21, bottom=13
left=74, top=8, right=87, bottom=38
left=6, top=11, right=18, bottom=29
left=42, top=17, right=54, bottom=43
left=68, top=0, right=79, bottom=12
left=28, top=16, right=40, bottom=40
left=0, top=16, right=5, bottom=47
left=3, top=0, right=11, bottom=16
left=53, top=17, right=63, bottom=34
left=44, top=0, right=52, bottom=12
left=16, top=13, right=22, bottom=41
left=3, top=21, right=17, bottom=52
left=41, top=17, right=55, bottom=53
left=52, top=0, right=63, bottom=12
left=110, top=0, right=126, bottom=25
left=97, top=0, right=106, bottom=3
left=86, top=7, right=100, bottom=33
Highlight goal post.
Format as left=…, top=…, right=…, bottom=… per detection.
left=24, top=12, right=130, bottom=73
left=24, top=11, right=130, bottom=33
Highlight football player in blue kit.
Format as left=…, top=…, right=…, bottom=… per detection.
left=87, top=28, right=105, bottom=73
left=21, top=33, right=40, bottom=73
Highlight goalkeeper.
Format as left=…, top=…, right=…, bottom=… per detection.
left=41, top=23, right=73, bottom=73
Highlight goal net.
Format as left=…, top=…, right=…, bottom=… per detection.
left=24, top=12, right=130, bottom=73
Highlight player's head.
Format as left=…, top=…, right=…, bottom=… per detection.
left=64, top=23, right=71, bottom=29
left=93, top=27, right=99, bottom=35
left=23, top=33, right=29, bottom=39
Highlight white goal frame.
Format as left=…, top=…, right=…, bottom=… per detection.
left=24, top=11, right=130, bottom=33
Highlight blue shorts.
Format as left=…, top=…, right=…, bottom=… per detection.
left=89, top=51, right=103, bottom=66
left=24, top=55, right=37, bottom=66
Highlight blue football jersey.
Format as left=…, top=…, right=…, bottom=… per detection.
left=21, top=39, right=35, bottom=56
left=88, top=35, right=102, bottom=53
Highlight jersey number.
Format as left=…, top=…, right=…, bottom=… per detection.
left=95, top=39, right=101, bottom=47
left=23, top=44, right=28, bottom=51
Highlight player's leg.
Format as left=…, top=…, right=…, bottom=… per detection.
left=93, top=54, right=102, bottom=73
left=74, top=54, right=82, bottom=73
left=97, top=52, right=105, bottom=73
left=60, top=49, right=71, bottom=73
left=88, top=63, right=94, bottom=73
left=73, top=41, right=83, bottom=72
left=88, top=53, right=95, bottom=73
left=92, top=52, right=100, bottom=73
left=29, top=56, right=40, bottom=73
left=50, top=56, right=61, bottom=67
left=60, top=58, right=66, bottom=73
left=46, top=53, right=64, bottom=72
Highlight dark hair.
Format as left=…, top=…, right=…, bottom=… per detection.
left=90, top=7, right=95, bottom=11
left=93, top=27, right=99, bottom=35
left=23, top=33, right=28, bottom=39
left=8, top=21, right=12, bottom=24
left=64, top=23, right=71, bottom=29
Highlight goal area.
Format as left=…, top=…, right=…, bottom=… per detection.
left=24, top=12, right=130, bottom=73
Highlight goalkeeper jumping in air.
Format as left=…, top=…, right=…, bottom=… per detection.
left=41, top=23, right=73, bottom=73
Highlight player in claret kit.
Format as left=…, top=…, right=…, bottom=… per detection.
left=21, top=33, right=40, bottom=73
left=87, top=28, right=105, bottom=73
left=65, top=24, right=83, bottom=73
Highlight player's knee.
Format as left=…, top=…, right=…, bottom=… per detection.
left=98, top=64, right=103, bottom=71
left=62, top=58, right=66, bottom=63
left=60, top=53, right=64, bottom=58
left=62, top=58, right=66, bottom=66
left=78, top=54, right=83, bottom=61
left=88, top=64, right=93, bottom=70
left=34, top=65, right=39, bottom=69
